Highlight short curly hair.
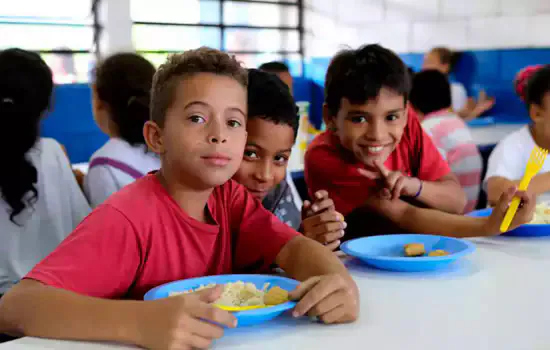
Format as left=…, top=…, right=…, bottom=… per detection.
left=151, top=47, right=248, bottom=125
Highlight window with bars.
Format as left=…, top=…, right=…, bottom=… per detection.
left=0, top=0, right=97, bottom=84
left=131, top=0, right=304, bottom=75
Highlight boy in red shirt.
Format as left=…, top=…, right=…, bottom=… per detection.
left=233, top=69, right=345, bottom=250
left=305, top=44, right=534, bottom=245
left=0, top=48, right=358, bottom=349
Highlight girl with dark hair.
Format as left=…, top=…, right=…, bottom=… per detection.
left=0, top=48, right=90, bottom=296
left=485, top=65, right=550, bottom=206
left=84, top=53, right=160, bottom=207
left=423, top=47, right=494, bottom=121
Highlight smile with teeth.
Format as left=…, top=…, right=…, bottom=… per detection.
left=366, top=145, right=385, bottom=153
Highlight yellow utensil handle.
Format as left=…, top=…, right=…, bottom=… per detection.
left=500, top=196, right=522, bottom=232
left=215, top=304, right=265, bottom=312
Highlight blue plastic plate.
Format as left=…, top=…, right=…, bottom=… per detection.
left=341, top=234, right=475, bottom=272
left=144, top=274, right=299, bottom=327
left=468, top=208, right=550, bottom=237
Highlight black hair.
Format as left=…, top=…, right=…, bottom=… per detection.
left=94, top=53, right=155, bottom=145
left=0, top=48, right=53, bottom=223
left=258, top=61, right=290, bottom=73
left=247, top=69, right=299, bottom=140
left=409, top=70, right=452, bottom=115
left=324, top=44, right=411, bottom=116
left=430, top=47, right=462, bottom=73
left=525, top=66, right=550, bottom=108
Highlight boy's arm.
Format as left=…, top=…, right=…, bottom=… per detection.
left=0, top=280, right=235, bottom=349
left=0, top=280, right=141, bottom=342
left=415, top=173, right=467, bottom=214
left=366, top=186, right=534, bottom=237
left=487, top=173, right=550, bottom=206
left=360, top=161, right=467, bottom=214
left=275, top=236, right=359, bottom=323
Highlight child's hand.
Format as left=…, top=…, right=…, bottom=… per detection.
left=302, top=190, right=336, bottom=219
left=289, top=274, right=359, bottom=324
left=302, top=210, right=346, bottom=251
left=484, top=186, right=535, bottom=235
left=358, top=160, right=421, bottom=200
left=138, top=285, right=237, bottom=350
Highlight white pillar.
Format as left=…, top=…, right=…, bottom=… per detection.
left=98, top=0, right=134, bottom=57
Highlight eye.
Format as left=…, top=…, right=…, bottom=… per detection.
left=244, top=150, right=258, bottom=159
left=386, top=114, right=399, bottom=122
left=274, top=154, right=289, bottom=164
left=189, top=114, right=206, bottom=124
left=350, top=116, right=367, bottom=124
left=228, top=119, right=242, bottom=128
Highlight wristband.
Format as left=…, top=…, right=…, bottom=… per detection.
left=413, top=179, right=423, bottom=198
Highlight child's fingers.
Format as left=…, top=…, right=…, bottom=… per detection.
left=307, top=223, right=345, bottom=238
left=289, top=276, right=321, bottom=301
left=325, top=240, right=341, bottom=251
left=495, top=186, right=518, bottom=214
left=303, top=200, right=311, bottom=209
left=392, top=176, right=405, bottom=200
left=305, top=211, right=344, bottom=227
left=516, top=190, right=535, bottom=217
left=311, top=198, right=335, bottom=213
left=373, top=160, right=391, bottom=178
left=317, top=230, right=345, bottom=244
left=314, top=190, right=329, bottom=200
left=357, top=168, right=379, bottom=179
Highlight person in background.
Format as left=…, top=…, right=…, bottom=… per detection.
left=85, top=53, right=160, bottom=208
left=485, top=65, right=550, bottom=205
left=0, top=49, right=91, bottom=296
left=259, top=61, right=293, bottom=95
left=233, top=69, right=345, bottom=250
left=0, top=48, right=358, bottom=349
left=304, top=44, right=533, bottom=243
left=410, top=70, right=482, bottom=213
left=423, top=47, right=494, bottom=121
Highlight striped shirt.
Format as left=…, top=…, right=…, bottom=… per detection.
left=421, top=110, right=482, bottom=213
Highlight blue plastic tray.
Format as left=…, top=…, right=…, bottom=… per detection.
left=341, top=234, right=475, bottom=272
left=144, top=274, right=299, bottom=327
left=468, top=208, right=550, bottom=237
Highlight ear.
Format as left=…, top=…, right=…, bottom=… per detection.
left=91, top=84, right=108, bottom=112
left=144, top=120, right=164, bottom=155
left=322, top=103, right=337, bottom=131
left=530, top=104, right=544, bottom=124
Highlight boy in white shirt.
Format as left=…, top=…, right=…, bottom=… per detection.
left=485, top=65, right=550, bottom=205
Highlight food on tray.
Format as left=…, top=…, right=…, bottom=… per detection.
left=404, top=243, right=425, bottom=257
left=529, top=203, right=550, bottom=224
left=428, top=250, right=449, bottom=257
left=169, top=281, right=288, bottom=307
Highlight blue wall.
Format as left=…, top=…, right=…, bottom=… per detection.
left=43, top=48, right=550, bottom=164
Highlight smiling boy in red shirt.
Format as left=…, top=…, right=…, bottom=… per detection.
left=0, top=48, right=358, bottom=350
left=305, top=44, right=534, bottom=244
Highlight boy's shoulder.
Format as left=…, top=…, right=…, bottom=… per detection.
left=497, top=125, right=531, bottom=147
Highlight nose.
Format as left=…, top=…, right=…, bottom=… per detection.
left=365, top=119, right=384, bottom=141
left=253, top=162, right=273, bottom=183
left=207, top=120, right=227, bottom=144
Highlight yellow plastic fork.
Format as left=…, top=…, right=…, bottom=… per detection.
left=500, top=146, right=549, bottom=232
left=215, top=304, right=269, bottom=312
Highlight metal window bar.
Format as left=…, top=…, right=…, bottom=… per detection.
left=133, top=0, right=305, bottom=76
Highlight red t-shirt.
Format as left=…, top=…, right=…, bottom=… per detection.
left=25, top=175, right=299, bottom=299
left=305, top=111, right=451, bottom=217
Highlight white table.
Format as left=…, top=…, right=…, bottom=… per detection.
left=4, top=235, right=550, bottom=350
